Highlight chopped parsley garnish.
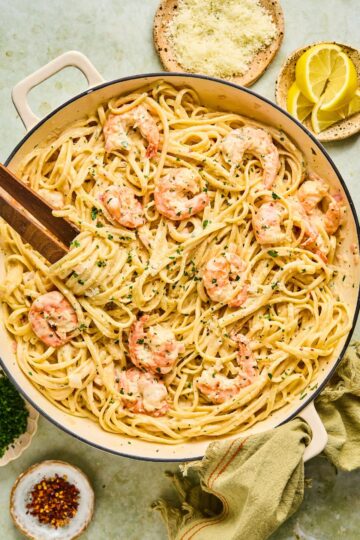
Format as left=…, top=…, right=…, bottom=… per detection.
left=91, top=207, right=99, bottom=220
left=272, top=192, right=280, bottom=200
left=268, top=250, right=278, bottom=257
left=70, top=240, right=80, bottom=248
left=96, top=260, right=107, bottom=267
left=0, top=375, right=29, bottom=458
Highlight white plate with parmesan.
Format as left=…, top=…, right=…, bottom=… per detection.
left=154, top=0, right=284, bottom=86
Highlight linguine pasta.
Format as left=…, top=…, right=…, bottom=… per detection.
left=0, top=81, right=350, bottom=444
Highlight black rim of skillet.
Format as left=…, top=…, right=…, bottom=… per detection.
left=1, top=72, right=360, bottom=462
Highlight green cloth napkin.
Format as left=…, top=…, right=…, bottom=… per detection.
left=154, top=342, right=360, bottom=540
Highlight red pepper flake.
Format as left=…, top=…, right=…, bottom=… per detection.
left=26, top=474, right=80, bottom=528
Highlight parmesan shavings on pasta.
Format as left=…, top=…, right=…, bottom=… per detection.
left=167, top=0, right=278, bottom=78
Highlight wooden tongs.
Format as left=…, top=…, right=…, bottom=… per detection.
left=0, top=164, right=79, bottom=263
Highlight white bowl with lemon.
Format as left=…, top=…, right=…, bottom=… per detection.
left=276, top=42, right=360, bottom=141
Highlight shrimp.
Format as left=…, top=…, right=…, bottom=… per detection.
left=297, top=175, right=329, bottom=214
left=197, top=333, right=258, bottom=404
left=221, top=126, right=280, bottom=188
left=298, top=174, right=342, bottom=235
left=289, top=198, right=328, bottom=261
left=29, top=291, right=78, bottom=348
left=202, top=251, right=248, bottom=307
left=38, top=189, right=64, bottom=210
left=103, top=104, right=159, bottom=158
left=118, top=367, right=169, bottom=416
left=154, top=168, right=209, bottom=221
left=99, top=185, right=145, bottom=229
left=128, top=315, right=185, bottom=375
left=137, top=226, right=154, bottom=251
left=252, top=202, right=286, bottom=244
left=231, top=332, right=258, bottom=384
left=323, top=199, right=342, bottom=235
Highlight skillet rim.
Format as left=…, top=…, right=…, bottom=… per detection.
left=1, top=71, right=359, bottom=462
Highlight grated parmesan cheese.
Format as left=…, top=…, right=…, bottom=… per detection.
left=167, top=0, right=278, bottom=78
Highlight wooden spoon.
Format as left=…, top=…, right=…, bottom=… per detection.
left=0, top=164, right=79, bottom=264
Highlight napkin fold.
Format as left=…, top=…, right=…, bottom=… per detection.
left=154, top=342, right=360, bottom=540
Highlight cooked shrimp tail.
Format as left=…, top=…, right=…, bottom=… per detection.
left=128, top=315, right=185, bottom=375
left=154, top=167, right=209, bottom=221
left=99, top=185, right=145, bottom=229
left=103, top=104, right=159, bottom=158
left=118, top=367, right=169, bottom=416
left=203, top=250, right=248, bottom=307
left=29, top=291, right=78, bottom=348
left=221, top=126, right=280, bottom=188
left=197, top=333, right=258, bottom=404
left=297, top=174, right=343, bottom=237
left=252, top=202, right=286, bottom=244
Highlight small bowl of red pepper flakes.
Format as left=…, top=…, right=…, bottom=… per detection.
left=10, top=460, right=94, bottom=539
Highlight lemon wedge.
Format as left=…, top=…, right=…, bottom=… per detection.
left=286, top=82, right=313, bottom=122
left=348, top=88, right=360, bottom=115
left=311, top=89, right=360, bottom=133
left=296, top=43, right=357, bottom=111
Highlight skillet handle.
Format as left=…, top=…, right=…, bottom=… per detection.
left=12, top=50, right=104, bottom=131
left=297, top=401, right=328, bottom=462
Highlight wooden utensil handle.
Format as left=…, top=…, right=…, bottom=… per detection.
left=0, top=186, right=69, bottom=263
left=0, top=164, right=79, bottom=245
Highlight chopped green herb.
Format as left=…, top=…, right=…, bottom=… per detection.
left=70, top=240, right=80, bottom=248
left=0, top=374, right=29, bottom=458
left=91, top=207, right=99, bottom=220
left=268, top=250, right=278, bottom=257
left=272, top=192, right=280, bottom=200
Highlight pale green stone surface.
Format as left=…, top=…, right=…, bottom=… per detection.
left=0, top=0, right=360, bottom=538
